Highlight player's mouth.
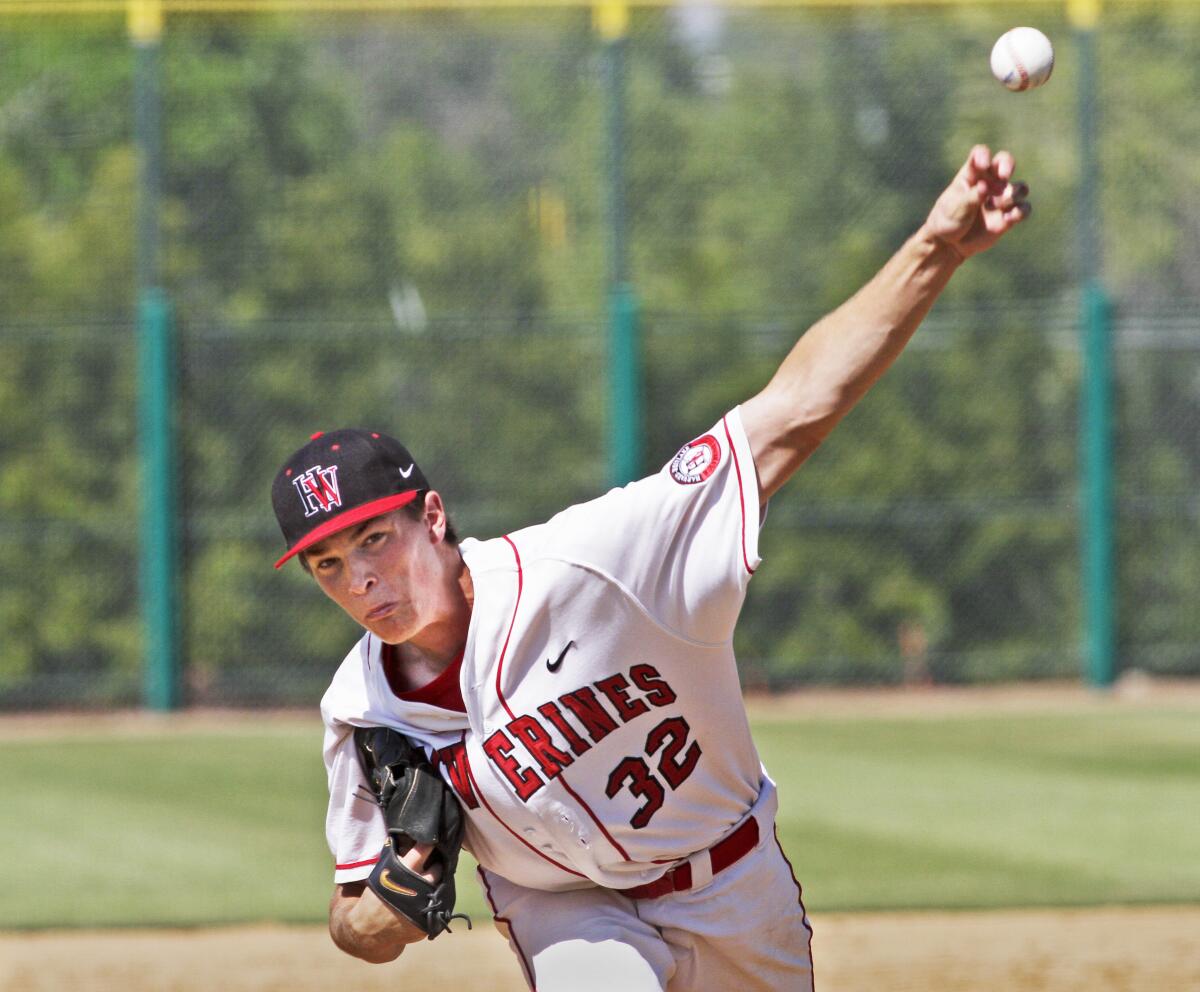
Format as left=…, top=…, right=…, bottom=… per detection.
left=365, top=602, right=398, bottom=621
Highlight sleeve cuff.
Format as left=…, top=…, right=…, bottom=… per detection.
left=724, top=406, right=763, bottom=576
left=333, top=854, right=380, bottom=885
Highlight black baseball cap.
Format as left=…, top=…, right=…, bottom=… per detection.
left=271, top=429, right=430, bottom=569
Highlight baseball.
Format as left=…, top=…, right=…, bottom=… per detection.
left=990, top=27, right=1054, bottom=91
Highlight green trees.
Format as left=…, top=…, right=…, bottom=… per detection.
left=1, top=10, right=1196, bottom=705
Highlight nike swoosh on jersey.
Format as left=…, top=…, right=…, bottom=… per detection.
left=379, top=871, right=419, bottom=898
left=546, top=640, right=575, bottom=673
left=399, top=464, right=415, bottom=479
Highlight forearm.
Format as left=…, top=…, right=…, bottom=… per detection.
left=744, top=224, right=963, bottom=499
left=776, top=223, right=962, bottom=426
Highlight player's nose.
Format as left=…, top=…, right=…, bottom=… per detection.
left=347, top=559, right=377, bottom=595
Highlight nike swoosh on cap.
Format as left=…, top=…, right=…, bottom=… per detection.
left=399, top=464, right=415, bottom=479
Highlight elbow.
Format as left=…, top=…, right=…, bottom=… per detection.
left=742, top=386, right=840, bottom=498
left=352, top=943, right=405, bottom=966
left=329, top=921, right=405, bottom=964
left=757, top=378, right=849, bottom=448
left=328, top=909, right=407, bottom=964
left=788, top=378, right=854, bottom=437
left=771, top=397, right=844, bottom=456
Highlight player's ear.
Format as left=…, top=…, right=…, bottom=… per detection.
left=422, top=490, right=448, bottom=544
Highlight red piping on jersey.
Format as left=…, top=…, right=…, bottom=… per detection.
left=774, top=823, right=816, bottom=992
left=723, top=415, right=756, bottom=576
left=553, top=772, right=631, bottom=862
left=335, top=856, right=380, bottom=871
left=496, top=534, right=631, bottom=862
left=478, top=866, right=537, bottom=990
left=462, top=731, right=586, bottom=879
left=496, top=535, right=523, bottom=721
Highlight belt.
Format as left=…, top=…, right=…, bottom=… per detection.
left=619, top=814, right=760, bottom=900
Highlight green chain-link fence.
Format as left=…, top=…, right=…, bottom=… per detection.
left=2, top=4, right=1199, bottom=707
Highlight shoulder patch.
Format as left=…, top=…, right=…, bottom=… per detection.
left=669, top=434, right=722, bottom=485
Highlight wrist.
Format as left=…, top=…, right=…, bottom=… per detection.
left=915, top=223, right=969, bottom=267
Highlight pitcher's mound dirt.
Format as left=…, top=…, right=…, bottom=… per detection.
left=3, top=904, right=1197, bottom=992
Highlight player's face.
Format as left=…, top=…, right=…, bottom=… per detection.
left=301, top=505, right=448, bottom=644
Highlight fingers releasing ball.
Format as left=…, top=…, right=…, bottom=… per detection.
left=991, top=27, right=1054, bottom=92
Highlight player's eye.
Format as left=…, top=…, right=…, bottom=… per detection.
left=315, top=556, right=339, bottom=572
left=363, top=531, right=387, bottom=548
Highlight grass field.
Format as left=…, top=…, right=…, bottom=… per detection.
left=2, top=686, right=1198, bottom=930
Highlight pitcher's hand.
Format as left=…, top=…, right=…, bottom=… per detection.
left=359, top=842, right=441, bottom=945
left=923, top=145, right=1031, bottom=260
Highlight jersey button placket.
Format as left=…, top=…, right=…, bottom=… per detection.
left=558, top=809, right=590, bottom=850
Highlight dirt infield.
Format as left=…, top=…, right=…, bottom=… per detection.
left=3, top=905, right=1199, bottom=992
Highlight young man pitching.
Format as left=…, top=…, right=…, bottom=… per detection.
left=271, top=146, right=1029, bottom=990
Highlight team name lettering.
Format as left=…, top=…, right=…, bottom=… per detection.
left=508, top=715, right=574, bottom=777
left=483, top=729, right=544, bottom=801
left=629, top=664, right=677, bottom=707
left=482, top=664, right=680, bottom=804
left=594, top=673, right=650, bottom=722
left=559, top=687, right=619, bottom=741
left=537, top=700, right=592, bottom=756
left=431, top=740, right=479, bottom=809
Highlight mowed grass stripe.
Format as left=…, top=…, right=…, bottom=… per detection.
left=757, top=709, right=1200, bottom=910
left=1, top=733, right=335, bottom=927
left=1, top=707, right=1197, bottom=927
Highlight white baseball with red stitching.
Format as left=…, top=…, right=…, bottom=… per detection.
left=990, top=27, right=1054, bottom=92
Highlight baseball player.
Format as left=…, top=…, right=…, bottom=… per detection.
left=271, top=146, right=1029, bottom=990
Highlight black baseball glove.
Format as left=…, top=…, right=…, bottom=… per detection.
left=354, top=726, right=471, bottom=940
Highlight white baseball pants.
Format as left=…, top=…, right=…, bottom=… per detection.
left=476, top=824, right=815, bottom=992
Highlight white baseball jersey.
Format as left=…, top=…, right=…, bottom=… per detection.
left=322, top=406, right=772, bottom=892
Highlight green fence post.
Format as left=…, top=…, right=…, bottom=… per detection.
left=132, top=0, right=179, bottom=710
left=596, top=1, right=642, bottom=486
left=1072, top=0, right=1116, bottom=689
left=1080, top=282, right=1114, bottom=689
left=137, top=290, right=179, bottom=710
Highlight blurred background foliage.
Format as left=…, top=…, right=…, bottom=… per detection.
left=1, top=5, right=1199, bottom=706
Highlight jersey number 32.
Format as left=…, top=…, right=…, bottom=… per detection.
left=604, top=716, right=702, bottom=829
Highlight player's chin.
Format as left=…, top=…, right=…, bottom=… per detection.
left=361, top=613, right=414, bottom=645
